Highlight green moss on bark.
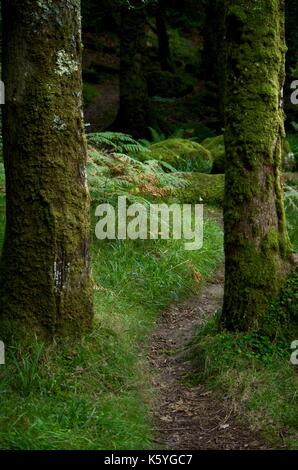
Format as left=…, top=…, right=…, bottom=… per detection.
left=201, top=134, right=292, bottom=173
left=0, top=0, right=93, bottom=340
left=222, top=0, right=291, bottom=331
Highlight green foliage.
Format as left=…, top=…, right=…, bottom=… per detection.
left=173, top=172, right=224, bottom=206
left=188, top=292, right=298, bottom=448
left=189, top=331, right=298, bottom=449
left=262, top=266, right=298, bottom=336
left=92, top=218, right=223, bottom=318
left=139, top=127, right=185, bottom=147
left=87, top=145, right=185, bottom=204
left=190, top=319, right=290, bottom=376
left=201, top=134, right=298, bottom=174
left=188, top=263, right=298, bottom=448
left=143, top=127, right=167, bottom=145
left=0, top=214, right=223, bottom=449
left=147, top=126, right=167, bottom=143
left=147, top=138, right=213, bottom=173
left=0, top=125, right=225, bottom=449
left=12, top=342, right=45, bottom=396
left=88, top=131, right=149, bottom=156
left=86, top=144, right=224, bottom=220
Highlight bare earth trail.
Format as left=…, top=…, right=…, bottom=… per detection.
left=150, top=268, right=270, bottom=450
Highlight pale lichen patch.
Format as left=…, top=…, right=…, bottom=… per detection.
left=55, top=50, right=79, bottom=76
left=53, top=115, right=67, bottom=131
left=37, top=0, right=53, bottom=7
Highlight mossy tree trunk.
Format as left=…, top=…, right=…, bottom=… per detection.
left=115, top=1, right=149, bottom=138
left=222, top=0, right=291, bottom=331
left=0, top=0, right=93, bottom=339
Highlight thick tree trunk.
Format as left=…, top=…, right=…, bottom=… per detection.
left=114, top=2, right=149, bottom=138
left=222, top=0, right=291, bottom=331
left=0, top=0, right=93, bottom=339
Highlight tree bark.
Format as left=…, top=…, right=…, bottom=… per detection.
left=222, top=0, right=291, bottom=331
left=156, top=0, right=172, bottom=72
left=0, top=0, right=93, bottom=339
left=114, top=2, right=149, bottom=138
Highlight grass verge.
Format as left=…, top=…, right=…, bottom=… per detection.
left=187, top=267, right=298, bottom=450
left=0, top=202, right=223, bottom=449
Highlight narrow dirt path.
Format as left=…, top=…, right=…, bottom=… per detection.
left=150, top=268, right=270, bottom=450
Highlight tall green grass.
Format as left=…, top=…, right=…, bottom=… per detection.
left=0, top=143, right=224, bottom=449
left=0, top=209, right=223, bottom=449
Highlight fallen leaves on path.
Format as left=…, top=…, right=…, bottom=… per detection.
left=150, top=268, right=271, bottom=450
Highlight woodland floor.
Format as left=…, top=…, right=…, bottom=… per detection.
left=150, top=268, right=272, bottom=450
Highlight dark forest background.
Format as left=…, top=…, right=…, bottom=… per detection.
left=79, top=0, right=298, bottom=138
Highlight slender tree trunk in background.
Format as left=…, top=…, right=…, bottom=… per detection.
left=284, top=0, right=298, bottom=125
left=115, top=2, right=149, bottom=138
left=0, top=0, right=93, bottom=339
left=156, top=0, right=172, bottom=72
left=222, top=0, right=291, bottom=331
left=201, top=0, right=225, bottom=129
left=285, top=0, right=298, bottom=73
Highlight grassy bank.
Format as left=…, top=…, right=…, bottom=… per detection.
left=185, top=170, right=298, bottom=450
left=188, top=266, right=298, bottom=449
left=0, top=146, right=297, bottom=449
left=0, top=187, right=223, bottom=449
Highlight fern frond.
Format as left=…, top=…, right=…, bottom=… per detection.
left=87, top=132, right=149, bottom=155
left=148, top=127, right=166, bottom=143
